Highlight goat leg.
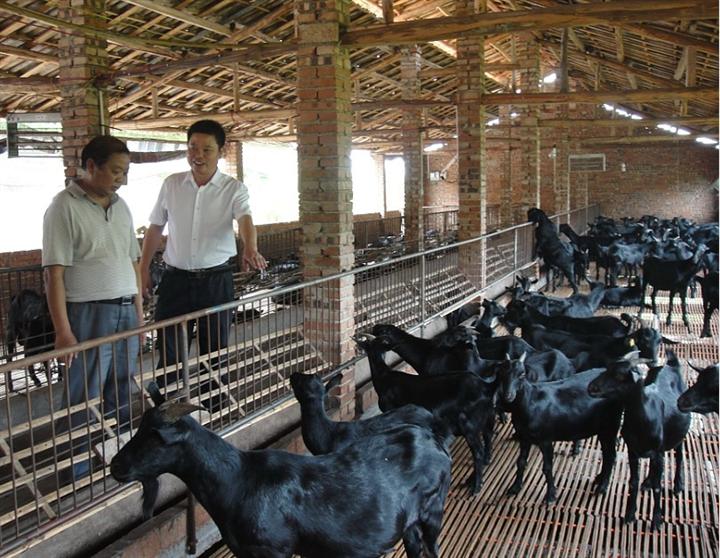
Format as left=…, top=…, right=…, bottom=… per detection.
left=507, top=440, right=531, bottom=496
left=673, top=444, right=685, bottom=495
left=593, top=435, right=617, bottom=495
left=650, top=454, right=665, bottom=530
left=461, top=428, right=486, bottom=495
left=701, top=302, right=712, bottom=337
left=624, top=453, right=640, bottom=524
left=666, top=290, right=675, bottom=326
left=540, top=442, right=557, bottom=504
left=681, top=293, right=691, bottom=333
left=402, top=525, right=425, bottom=558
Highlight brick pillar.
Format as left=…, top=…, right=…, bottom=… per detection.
left=57, top=0, right=109, bottom=181
left=295, top=0, right=356, bottom=384
left=456, top=0, right=486, bottom=288
left=498, top=106, right=515, bottom=226
left=223, top=141, right=244, bottom=181
left=401, top=46, right=424, bottom=249
left=512, top=35, right=541, bottom=220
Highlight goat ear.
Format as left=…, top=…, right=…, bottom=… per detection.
left=687, top=360, right=704, bottom=373
left=324, top=372, right=343, bottom=393
left=146, top=382, right=165, bottom=407
left=153, top=424, right=188, bottom=445
left=158, top=401, right=204, bottom=423
left=519, top=352, right=527, bottom=364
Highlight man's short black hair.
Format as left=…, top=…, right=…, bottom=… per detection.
left=81, top=136, right=130, bottom=169
left=187, top=119, right=226, bottom=148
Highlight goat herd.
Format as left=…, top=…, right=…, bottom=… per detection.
left=109, top=210, right=718, bottom=558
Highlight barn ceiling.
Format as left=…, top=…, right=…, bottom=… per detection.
left=0, top=0, right=716, bottom=151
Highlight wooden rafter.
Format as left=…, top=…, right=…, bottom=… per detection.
left=342, top=0, right=716, bottom=48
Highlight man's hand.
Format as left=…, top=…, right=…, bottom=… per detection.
left=242, top=248, right=267, bottom=272
left=54, top=329, right=78, bottom=367
left=140, top=267, right=154, bottom=300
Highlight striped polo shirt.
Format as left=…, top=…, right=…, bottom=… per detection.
left=42, top=181, right=140, bottom=302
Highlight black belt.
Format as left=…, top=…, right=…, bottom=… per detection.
left=165, top=262, right=232, bottom=278
left=87, top=295, right=136, bottom=305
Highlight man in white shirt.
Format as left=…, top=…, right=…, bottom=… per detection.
left=140, top=120, right=266, bottom=371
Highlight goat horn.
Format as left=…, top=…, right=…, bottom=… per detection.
left=146, top=382, right=166, bottom=407
left=158, top=401, right=205, bottom=423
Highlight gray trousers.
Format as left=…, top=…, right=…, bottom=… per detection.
left=63, top=301, right=139, bottom=432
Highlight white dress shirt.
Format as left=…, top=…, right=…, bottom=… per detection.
left=148, top=169, right=252, bottom=270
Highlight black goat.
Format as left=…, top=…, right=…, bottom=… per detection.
left=374, top=323, right=573, bottom=381
left=528, top=208, right=579, bottom=294
left=677, top=363, right=718, bottom=414
left=600, top=277, right=643, bottom=308
left=471, top=299, right=506, bottom=338
left=111, top=382, right=452, bottom=558
left=496, top=355, right=622, bottom=503
left=588, top=351, right=690, bottom=530
left=521, top=323, right=662, bottom=369
left=355, top=333, right=495, bottom=495
left=695, top=272, right=718, bottom=337
left=289, top=372, right=451, bottom=454
left=372, top=324, right=484, bottom=376
left=640, top=245, right=707, bottom=331
left=4, top=289, right=57, bottom=391
left=511, top=279, right=605, bottom=318
left=445, top=301, right=481, bottom=328
left=503, top=298, right=632, bottom=338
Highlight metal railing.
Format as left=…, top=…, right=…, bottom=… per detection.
left=0, top=204, right=597, bottom=551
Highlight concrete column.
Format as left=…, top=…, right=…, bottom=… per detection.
left=455, top=0, right=486, bottom=288
left=400, top=46, right=424, bottom=249
left=295, top=0, right=355, bottom=385
left=371, top=153, right=387, bottom=215
left=57, top=0, right=109, bottom=181
left=223, top=141, right=244, bottom=181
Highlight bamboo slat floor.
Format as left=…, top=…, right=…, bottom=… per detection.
left=205, top=289, right=718, bottom=558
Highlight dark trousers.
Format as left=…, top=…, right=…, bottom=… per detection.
left=154, top=269, right=234, bottom=372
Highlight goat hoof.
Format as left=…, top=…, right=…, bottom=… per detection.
left=544, top=493, right=556, bottom=505
left=623, top=513, right=636, bottom=525
left=650, top=519, right=663, bottom=531
left=506, top=484, right=521, bottom=497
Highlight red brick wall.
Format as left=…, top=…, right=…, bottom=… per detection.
left=425, top=151, right=458, bottom=209
left=585, top=144, right=718, bottom=223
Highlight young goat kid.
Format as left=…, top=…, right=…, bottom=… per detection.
left=111, top=383, right=452, bottom=558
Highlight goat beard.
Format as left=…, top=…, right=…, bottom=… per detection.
left=141, top=478, right=159, bottom=520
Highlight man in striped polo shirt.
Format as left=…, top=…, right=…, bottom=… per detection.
left=43, top=136, right=142, bottom=479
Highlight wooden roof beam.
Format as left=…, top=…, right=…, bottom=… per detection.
left=580, top=133, right=717, bottom=145
left=540, top=39, right=681, bottom=89
left=342, top=0, right=716, bottom=48
left=0, top=44, right=56, bottom=64
left=0, top=0, right=178, bottom=58
left=113, top=109, right=296, bottom=130
left=351, top=86, right=717, bottom=109
left=539, top=116, right=717, bottom=128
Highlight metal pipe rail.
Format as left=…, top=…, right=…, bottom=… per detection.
left=0, top=204, right=598, bottom=551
